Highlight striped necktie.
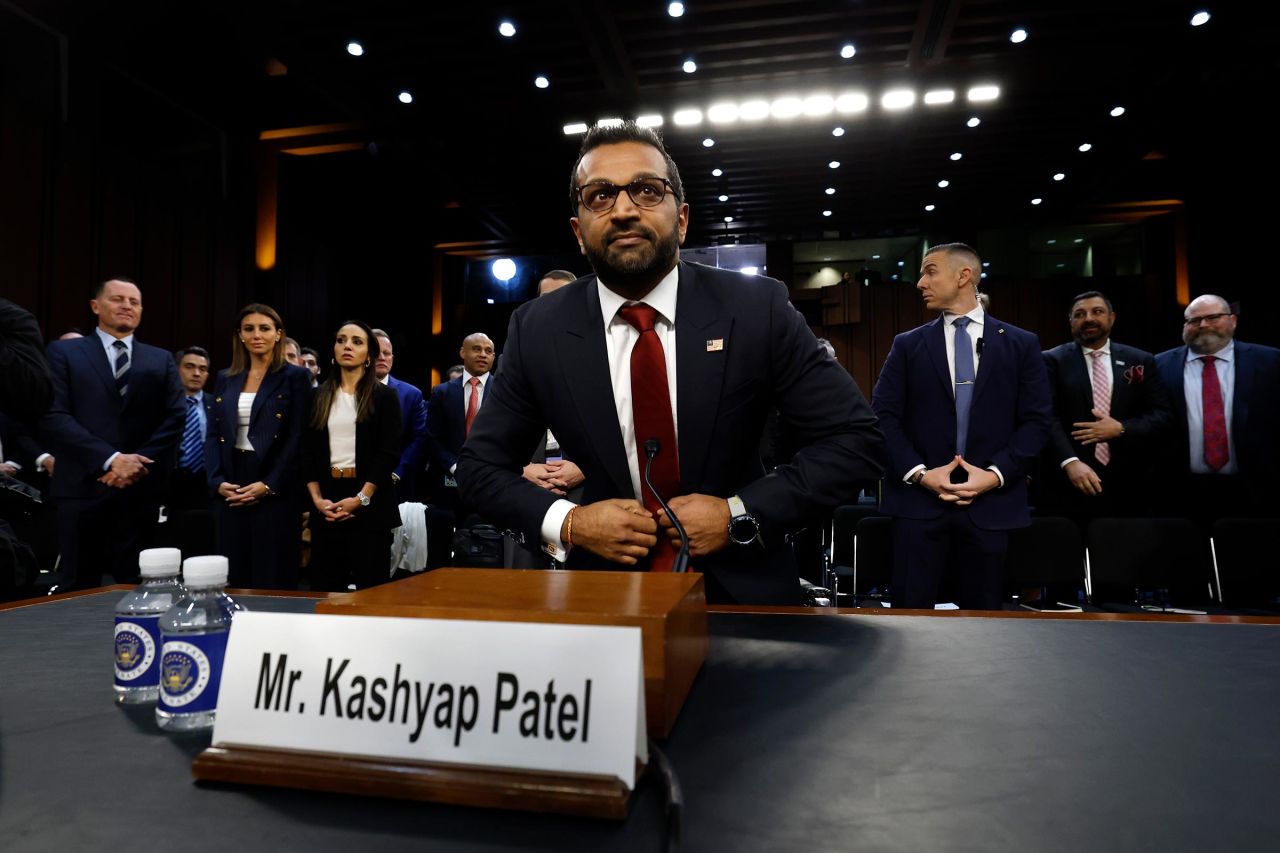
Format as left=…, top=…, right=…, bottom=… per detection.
left=112, top=340, right=129, bottom=397
left=180, top=396, right=204, bottom=471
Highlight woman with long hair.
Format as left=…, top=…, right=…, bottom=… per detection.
left=205, top=303, right=313, bottom=588
left=302, top=320, right=402, bottom=591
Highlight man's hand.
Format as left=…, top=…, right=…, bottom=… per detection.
left=562, top=499, right=657, bottom=566
left=0, top=463, right=17, bottom=476
left=40, top=456, right=54, bottom=476
left=544, top=459, right=585, bottom=490
left=522, top=463, right=563, bottom=495
left=938, top=456, right=1001, bottom=507
left=918, top=459, right=959, bottom=496
left=1064, top=459, right=1103, bottom=496
left=1072, top=409, right=1123, bottom=445
left=657, top=494, right=731, bottom=557
left=110, top=453, right=152, bottom=483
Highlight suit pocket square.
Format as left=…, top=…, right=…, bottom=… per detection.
left=1123, top=365, right=1145, bottom=384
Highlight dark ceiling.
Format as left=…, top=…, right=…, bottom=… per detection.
left=12, top=1, right=1274, bottom=256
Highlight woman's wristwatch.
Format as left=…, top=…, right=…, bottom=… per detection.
left=355, top=491, right=371, bottom=508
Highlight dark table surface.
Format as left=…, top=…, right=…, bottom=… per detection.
left=2, top=590, right=1278, bottom=852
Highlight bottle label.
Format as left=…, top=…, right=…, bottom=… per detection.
left=114, top=617, right=160, bottom=686
left=157, top=633, right=228, bottom=714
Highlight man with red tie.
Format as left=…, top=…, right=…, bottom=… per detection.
left=1155, top=295, right=1280, bottom=520
left=425, top=332, right=494, bottom=513
left=458, top=122, right=884, bottom=604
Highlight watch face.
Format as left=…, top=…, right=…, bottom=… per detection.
left=729, top=515, right=759, bottom=545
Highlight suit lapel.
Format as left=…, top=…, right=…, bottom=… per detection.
left=1166, top=346, right=1189, bottom=422
left=249, top=368, right=287, bottom=431
left=1232, top=343, right=1253, bottom=434
left=83, top=335, right=122, bottom=402
left=555, top=278, right=634, bottom=499
left=923, top=317, right=952, bottom=398
left=447, top=378, right=465, bottom=442
left=971, top=315, right=1004, bottom=406
left=1108, top=344, right=1130, bottom=416
left=674, top=263, right=731, bottom=492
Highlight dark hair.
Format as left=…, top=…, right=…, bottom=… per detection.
left=1070, top=290, right=1114, bottom=314
left=446, top=364, right=464, bottom=379
left=176, top=346, right=210, bottom=363
left=540, top=269, right=577, bottom=283
left=568, top=122, right=684, bottom=214
left=228, top=303, right=287, bottom=376
left=300, top=347, right=319, bottom=360
left=310, top=320, right=381, bottom=428
left=92, top=277, right=138, bottom=299
left=926, top=242, right=982, bottom=269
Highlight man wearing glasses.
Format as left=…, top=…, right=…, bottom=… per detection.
left=1155, top=295, right=1280, bottom=518
left=458, top=121, right=885, bottom=604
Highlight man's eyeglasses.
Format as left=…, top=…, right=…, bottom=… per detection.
left=576, top=178, right=674, bottom=213
left=1183, top=312, right=1233, bottom=327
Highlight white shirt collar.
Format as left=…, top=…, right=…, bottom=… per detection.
left=942, top=305, right=985, bottom=328
left=597, top=263, right=680, bottom=329
left=95, top=327, right=134, bottom=349
left=463, top=369, right=489, bottom=385
left=1083, top=339, right=1111, bottom=357
left=378, top=375, right=390, bottom=385
left=1188, top=339, right=1234, bottom=364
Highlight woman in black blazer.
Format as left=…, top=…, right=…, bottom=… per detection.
left=205, top=303, right=313, bottom=589
left=303, top=320, right=402, bottom=591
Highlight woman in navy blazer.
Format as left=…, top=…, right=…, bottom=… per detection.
left=205, top=303, right=313, bottom=588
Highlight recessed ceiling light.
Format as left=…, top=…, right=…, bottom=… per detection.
left=668, top=2, right=686, bottom=17
left=1074, top=237, right=1084, bottom=244
left=1190, top=11, right=1210, bottom=26
left=840, top=44, right=856, bottom=59
left=825, top=187, right=836, bottom=195
left=498, top=21, right=516, bottom=38
left=673, top=108, right=703, bottom=126
left=882, top=89, right=916, bottom=111
left=1010, top=28, right=1028, bottom=44
left=702, top=137, right=715, bottom=148
left=347, top=41, right=364, bottom=57
left=950, top=152, right=963, bottom=161
left=898, top=261, right=905, bottom=267
left=822, top=210, right=833, bottom=217
left=708, top=102, right=739, bottom=123
left=980, top=272, right=987, bottom=279
left=832, top=126, right=845, bottom=137
left=1053, top=172, right=1065, bottom=181
left=967, top=117, right=981, bottom=128
left=1047, top=239, right=1057, bottom=245
left=492, top=258, right=516, bottom=281
left=398, top=91, right=413, bottom=104
left=1057, top=263, right=1066, bottom=268
left=563, top=123, right=588, bottom=135
left=835, top=92, right=869, bottom=113
left=937, top=180, right=950, bottom=188
left=740, top=266, right=759, bottom=275
left=724, top=216, right=733, bottom=223
left=982, top=262, right=990, bottom=267
left=636, top=114, right=664, bottom=128
left=967, top=85, right=1000, bottom=102
left=534, top=75, right=549, bottom=89
left=771, top=97, right=804, bottom=119
left=683, top=59, right=697, bottom=74
left=829, top=160, right=841, bottom=169
left=711, top=168, right=723, bottom=177
left=891, top=274, right=899, bottom=281
left=924, top=204, right=936, bottom=212
left=596, top=118, right=623, bottom=128
left=718, top=194, right=729, bottom=202
left=872, top=254, right=881, bottom=260
left=924, top=90, right=955, bottom=105
left=1031, top=198, right=1043, bottom=205
left=1110, top=106, right=1126, bottom=117
left=1078, top=143, right=1092, bottom=152
left=739, top=100, right=770, bottom=120
left=803, top=95, right=835, bottom=117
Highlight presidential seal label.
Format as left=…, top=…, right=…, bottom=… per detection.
left=114, top=617, right=158, bottom=683
left=158, top=641, right=212, bottom=708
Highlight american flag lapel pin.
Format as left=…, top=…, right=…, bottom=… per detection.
left=706, top=338, right=724, bottom=352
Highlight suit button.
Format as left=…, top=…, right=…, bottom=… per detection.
left=215, top=397, right=222, bottom=403
left=219, top=437, right=225, bottom=443
left=275, top=412, right=283, bottom=419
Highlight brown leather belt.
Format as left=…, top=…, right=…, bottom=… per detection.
left=330, top=467, right=357, bottom=479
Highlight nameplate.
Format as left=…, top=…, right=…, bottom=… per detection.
left=212, top=612, right=647, bottom=787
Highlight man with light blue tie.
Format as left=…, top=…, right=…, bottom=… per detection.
left=872, top=243, right=1052, bottom=610
left=159, top=346, right=215, bottom=555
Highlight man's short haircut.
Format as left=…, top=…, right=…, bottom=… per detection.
left=1070, top=290, right=1114, bottom=314
left=300, top=347, right=319, bottom=360
left=284, top=336, right=301, bottom=352
left=540, top=270, right=577, bottom=284
left=568, top=121, right=684, bottom=214
left=177, top=346, right=210, bottom=363
left=925, top=242, right=982, bottom=273
left=446, top=364, right=464, bottom=379
left=92, top=276, right=138, bottom=299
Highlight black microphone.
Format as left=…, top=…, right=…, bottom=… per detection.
left=643, top=438, right=690, bottom=573
left=976, top=337, right=984, bottom=355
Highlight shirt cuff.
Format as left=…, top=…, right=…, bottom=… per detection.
left=35, top=453, right=50, bottom=469
left=903, top=464, right=926, bottom=484
left=103, top=452, right=120, bottom=472
left=2, top=461, right=20, bottom=471
left=1060, top=456, right=1080, bottom=469
left=987, top=466, right=1005, bottom=488
left=449, top=463, right=457, bottom=475
left=541, top=499, right=577, bottom=564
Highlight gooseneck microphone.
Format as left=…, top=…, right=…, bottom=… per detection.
left=643, top=438, right=690, bottom=573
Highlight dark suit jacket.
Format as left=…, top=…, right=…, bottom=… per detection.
left=386, top=375, right=429, bottom=493
left=301, top=381, right=403, bottom=530
left=1042, top=341, right=1172, bottom=478
left=41, top=334, right=185, bottom=501
left=1154, top=342, right=1280, bottom=480
left=873, top=313, right=1052, bottom=530
left=0, top=298, right=51, bottom=421
left=425, top=373, right=493, bottom=473
left=205, top=364, right=313, bottom=496
left=457, top=261, right=886, bottom=604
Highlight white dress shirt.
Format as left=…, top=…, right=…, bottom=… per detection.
left=540, top=264, right=681, bottom=560
left=235, top=392, right=256, bottom=451
left=449, top=370, right=491, bottom=475
left=1060, top=341, right=1112, bottom=468
left=96, top=327, right=136, bottom=470
left=327, top=391, right=358, bottom=468
left=1182, top=340, right=1237, bottom=475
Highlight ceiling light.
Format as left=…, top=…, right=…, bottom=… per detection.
left=803, top=95, right=835, bottom=116
left=829, top=160, right=841, bottom=169
left=1053, top=172, right=1065, bottom=181
left=982, top=262, right=990, bottom=268
left=1047, top=239, right=1057, bottom=245
left=673, top=108, right=703, bottom=126
left=535, top=75, right=549, bottom=89
left=711, top=168, right=723, bottom=177
left=724, top=216, right=733, bottom=223
left=835, top=92, right=869, bottom=113
left=832, top=126, right=845, bottom=137
left=739, top=100, right=770, bottom=120
left=1057, top=263, right=1066, bottom=268
left=683, top=60, right=697, bottom=74
left=1191, top=11, right=1210, bottom=26
left=1010, top=28, right=1028, bottom=44
left=702, top=137, right=715, bottom=148
left=898, top=261, right=905, bottom=267
left=718, top=194, right=729, bottom=202
left=491, top=258, right=516, bottom=281
left=740, top=266, right=759, bottom=275
left=882, top=89, right=916, bottom=110
left=636, top=114, right=664, bottom=128
left=498, top=21, right=516, bottom=38
left=950, top=152, right=963, bottom=161
left=980, top=272, right=987, bottom=279
left=967, top=85, right=1000, bottom=102
left=347, top=41, right=364, bottom=57
left=822, top=210, right=832, bottom=217
left=596, top=117, right=623, bottom=128
left=1110, top=106, right=1126, bottom=117
left=840, top=44, right=856, bottom=59
left=563, top=122, right=588, bottom=135
left=770, top=97, right=804, bottom=119
left=398, top=91, right=413, bottom=104
left=966, top=117, right=981, bottom=128
left=1078, top=143, right=1092, bottom=152
left=924, top=89, right=955, bottom=105
left=668, top=2, right=686, bottom=17
left=937, top=180, right=950, bottom=188
left=825, top=187, right=836, bottom=195
left=924, top=204, right=936, bottom=211
left=872, top=254, right=881, bottom=260
left=1031, top=198, right=1043, bottom=205
left=708, top=102, right=739, bottom=123
left=1074, top=237, right=1084, bottom=244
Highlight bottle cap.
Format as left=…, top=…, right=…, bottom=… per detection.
left=182, top=555, right=229, bottom=587
left=138, top=548, right=182, bottom=577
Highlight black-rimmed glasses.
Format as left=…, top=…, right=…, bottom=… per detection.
left=1183, top=313, right=1233, bottom=327
left=576, top=178, right=673, bottom=213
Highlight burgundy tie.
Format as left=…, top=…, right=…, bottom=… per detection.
left=619, top=303, right=680, bottom=572
left=1200, top=356, right=1229, bottom=471
left=464, top=377, right=481, bottom=435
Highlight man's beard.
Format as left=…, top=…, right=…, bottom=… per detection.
left=1185, top=327, right=1230, bottom=354
left=583, top=223, right=681, bottom=296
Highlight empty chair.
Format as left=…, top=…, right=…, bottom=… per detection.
left=1007, top=516, right=1086, bottom=608
left=851, top=516, right=893, bottom=604
left=1086, top=517, right=1215, bottom=610
left=1211, top=517, right=1280, bottom=611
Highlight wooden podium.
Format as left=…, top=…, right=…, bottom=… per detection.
left=194, top=568, right=707, bottom=818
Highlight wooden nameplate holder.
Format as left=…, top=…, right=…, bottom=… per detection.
left=193, top=569, right=707, bottom=819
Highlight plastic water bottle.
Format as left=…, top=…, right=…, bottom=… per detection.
left=155, top=555, right=246, bottom=732
left=114, top=548, right=185, bottom=705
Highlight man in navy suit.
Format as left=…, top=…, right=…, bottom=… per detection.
left=872, top=243, right=1052, bottom=610
left=41, top=278, right=185, bottom=590
left=372, top=329, right=429, bottom=503
left=1155, top=294, right=1280, bottom=519
left=1041, top=291, right=1172, bottom=518
left=425, top=332, right=494, bottom=512
left=458, top=122, right=884, bottom=604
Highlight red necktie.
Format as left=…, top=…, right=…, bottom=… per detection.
left=464, top=377, right=481, bottom=435
left=619, top=304, right=680, bottom=572
left=1200, top=356, right=1229, bottom=471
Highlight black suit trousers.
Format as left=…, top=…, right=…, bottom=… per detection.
left=892, top=511, right=1008, bottom=611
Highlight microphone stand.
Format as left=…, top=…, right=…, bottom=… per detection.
left=643, top=439, right=690, bottom=573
